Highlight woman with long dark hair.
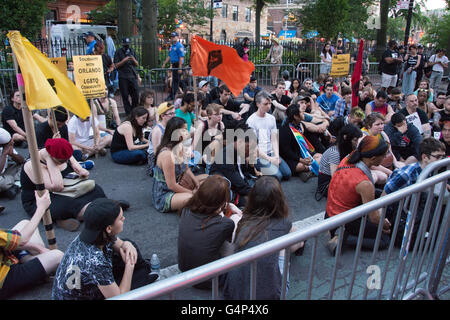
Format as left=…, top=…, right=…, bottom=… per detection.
left=315, top=124, right=362, bottom=201
left=110, top=106, right=149, bottom=165
left=224, top=176, right=304, bottom=300
left=152, top=117, right=207, bottom=213
left=178, top=175, right=241, bottom=289
left=320, top=43, right=333, bottom=75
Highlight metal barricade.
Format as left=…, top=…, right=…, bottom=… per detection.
left=295, top=62, right=380, bottom=82
left=111, top=158, right=449, bottom=300
left=139, top=67, right=193, bottom=105
left=0, top=68, right=16, bottom=108
left=253, top=64, right=296, bottom=87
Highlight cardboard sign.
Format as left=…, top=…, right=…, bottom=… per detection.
left=49, top=57, right=68, bottom=76
left=72, top=55, right=106, bottom=99
left=405, top=112, right=423, bottom=135
left=330, top=54, right=350, bottom=77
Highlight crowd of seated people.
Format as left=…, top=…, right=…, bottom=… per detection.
left=2, top=50, right=449, bottom=300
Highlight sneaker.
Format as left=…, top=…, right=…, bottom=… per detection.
left=326, top=235, right=339, bottom=256
left=299, top=171, right=314, bottom=183
left=56, top=218, right=80, bottom=232
left=79, top=160, right=95, bottom=170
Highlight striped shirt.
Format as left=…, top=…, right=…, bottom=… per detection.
left=319, top=145, right=340, bottom=176
left=0, top=229, right=21, bottom=288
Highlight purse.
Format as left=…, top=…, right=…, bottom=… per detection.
left=52, top=177, right=96, bottom=198
left=177, top=171, right=196, bottom=191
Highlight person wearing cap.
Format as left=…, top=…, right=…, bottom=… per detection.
left=0, top=189, right=64, bottom=299
left=52, top=198, right=157, bottom=300
left=0, top=128, right=24, bottom=200
left=264, top=38, right=283, bottom=86
left=110, top=107, right=149, bottom=165
left=243, top=76, right=262, bottom=104
left=325, top=135, right=392, bottom=254
left=84, top=31, right=97, bottom=55
left=20, top=138, right=106, bottom=231
left=280, top=104, right=321, bottom=182
left=162, top=32, right=185, bottom=101
left=114, top=37, right=140, bottom=115
left=147, top=102, right=175, bottom=176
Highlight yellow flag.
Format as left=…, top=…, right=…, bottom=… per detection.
left=7, top=31, right=91, bottom=119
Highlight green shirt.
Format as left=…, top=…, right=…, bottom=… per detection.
left=176, top=108, right=196, bottom=132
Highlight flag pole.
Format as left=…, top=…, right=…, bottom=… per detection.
left=90, top=99, right=100, bottom=159
left=45, top=27, right=60, bottom=137
left=11, top=43, right=57, bottom=250
left=193, top=75, right=199, bottom=121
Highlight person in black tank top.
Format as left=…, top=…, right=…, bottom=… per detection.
left=20, top=139, right=106, bottom=231
left=110, top=107, right=149, bottom=165
left=402, top=44, right=421, bottom=96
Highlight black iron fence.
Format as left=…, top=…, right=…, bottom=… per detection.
left=0, top=36, right=377, bottom=69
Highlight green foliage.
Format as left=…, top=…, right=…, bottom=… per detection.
left=421, top=12, right=450, bottom=49
left=296, top=0, right=350, bottom=40
left=0, top=0, right=50, bottom=39
left=88, top=0, right=117, bottom=25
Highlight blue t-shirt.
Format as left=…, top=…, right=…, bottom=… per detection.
left=317, top=93, right=340, bottom=112
left=243, top=85, right=262, bottom=101
left=169, top=42, right=185, bottom=64
left=86, top=40, right=96, bottom=55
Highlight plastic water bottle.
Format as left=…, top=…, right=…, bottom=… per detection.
left=150, top=253, right=160, bottom=275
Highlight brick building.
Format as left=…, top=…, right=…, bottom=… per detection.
left=189, top=0, right=268, bottom=42
left=266, top=0, right=304, bottom=39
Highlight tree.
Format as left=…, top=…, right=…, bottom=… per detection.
left=142, top=0, right=158, bottom=68
left=296, top=0, right=350, bottom=41
left=0, top=0, right=49, bottom=39
left=374, top=0, right=390, bottom=61
left=254, top=0, right=278, bottom=44
left=117, top=0, right=134, bottom=40
left=88, top=0, right=117, bottom=25
left=421, top=12, right=450, bottom=53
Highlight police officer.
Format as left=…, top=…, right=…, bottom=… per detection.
left=114, top=38, right=140, bottom=115
left=162, top=32, right=185, bottom=101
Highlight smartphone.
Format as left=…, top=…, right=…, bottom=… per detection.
left=65, top=172, right=80, bottom=179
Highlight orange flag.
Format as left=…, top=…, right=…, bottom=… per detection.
left=190, top=35, right=255, bottom=97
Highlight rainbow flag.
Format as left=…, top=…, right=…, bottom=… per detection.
left=289, top=124, right=319, bottom=175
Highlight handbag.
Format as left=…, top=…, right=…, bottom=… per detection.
left=177, top=171, right=196, bottom=191
left=52, top=177, right=96, bottom=198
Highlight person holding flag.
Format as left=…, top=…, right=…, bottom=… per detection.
left=280, top=101, right=321, bottom=183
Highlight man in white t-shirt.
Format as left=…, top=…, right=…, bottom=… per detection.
left=67, top=115, right=112, bottom=159
left=246, top=90, right=291, bottom=181
left=428, top=49, right=448, bottom=94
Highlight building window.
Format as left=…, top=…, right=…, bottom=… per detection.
left=222, top=4, right=228, bottom=18
left=288, top=0, right=294, bottom=4
left=245, top=8, right=251, bottom=22
left=232, top=6, right=238, bottom=21
left=46, top=9, right=57, bottom=21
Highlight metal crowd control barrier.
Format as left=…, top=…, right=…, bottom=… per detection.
left=253, top=64, right=296, bottom=87
left=111, top=158, right=449, bottom=300
left=0, top=68, right=16, bottom=108
left=295, top=62, right=380, bottom=82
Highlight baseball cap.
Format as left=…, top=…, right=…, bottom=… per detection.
left=122, top=37, right=131, bottom=45
left=157, top=102, right=174, bottom=116
left=79, top=198, right=122, bottom=245
left=84, top=31, right=95, bottom=37
left=297, top=95, right=309, bottom=102
left=250, top=76, right=257, bottom=82
left=0, top=128, right=11, bottom=145
left=171, top=32, right=179, bottom=37
left=198, top=80, right=209, bottom=88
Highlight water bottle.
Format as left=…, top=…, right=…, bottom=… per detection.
left=150, top=253, right=160, bottom=275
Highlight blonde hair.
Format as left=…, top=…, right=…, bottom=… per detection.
left=205, top=103, right=223, bottom=116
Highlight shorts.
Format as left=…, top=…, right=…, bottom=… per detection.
left=381, top=73, right=398, bottom=88
left=0, top=258, right=47, bottom=299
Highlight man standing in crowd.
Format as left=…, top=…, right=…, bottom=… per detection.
left=428, top=49, right=448, bottom=94
left=415, top=45, right=428, bottom=90
left=162, top=32, right=185, bottom=101
left=380, top=40, right=403, bottom=93
left=114, top=38, right=140, bottom=115
left=84, top=31, right=97, bottom=55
